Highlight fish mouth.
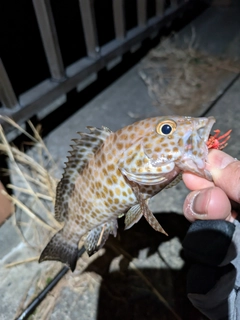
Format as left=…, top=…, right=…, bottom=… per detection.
left=197, top=116, right=216, bottom=142
left=178, top=116, right=216, bottom=180
left=193, top=116, right=216, bottom=178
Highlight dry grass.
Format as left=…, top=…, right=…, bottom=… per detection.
left=0, top=116, right=61, bottom=251
left=139, top=30, right=240, bottom=115
left=0, top=119, right=109, bottom=319
left=0, top=116, right=67, bottom=318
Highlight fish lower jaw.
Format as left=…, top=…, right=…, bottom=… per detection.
left=177, top=158, right=208, bottom=178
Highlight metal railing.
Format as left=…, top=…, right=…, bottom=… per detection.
left=0, top=0, right=195, bottom=131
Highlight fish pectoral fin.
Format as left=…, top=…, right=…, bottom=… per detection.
left=84, top=219, right=118, bottom=256
left=143, top=204, right=168, bottom=236
left=39, top=229, right=79, bottom=272
left=124, top=203, right=145, bottom=230
left=131, top=183, right=168, bottom=236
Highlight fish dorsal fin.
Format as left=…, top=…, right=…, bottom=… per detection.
left=55, top=126, right=112, bottom=222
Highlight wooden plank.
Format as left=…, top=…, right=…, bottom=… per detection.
left=137, top=0, right=147, bottom=27
left=113, top=0, right=125, bottom=40
left=32, top=0, right=65, bottom=81
left=156, top=0, right=165, bottom=16
left=0, top=59, right=19, bottom=109
left=79, top=0, right=99, bottom=58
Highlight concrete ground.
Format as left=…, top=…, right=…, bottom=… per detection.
left=1, top=2, right=240, bottom=320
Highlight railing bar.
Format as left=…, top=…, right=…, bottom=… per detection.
left=32, top=0, right=65, bottom=81
left=156, top=0, right=165, bottom=17
left=1, top=0, right=194, bottom=130
left=78, top=0, right=99, bottom=58
left=0, top=59, right=19, bottom=109
left=113, top=0, right=125, bottom=40
left=137, top=0, right=147, bottom=27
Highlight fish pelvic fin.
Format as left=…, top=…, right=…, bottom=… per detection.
left=39, top=230, right=79, bottom=272
left=131, top=182, right=168, bottom=236
left=84, top=219, right=118, bottom=256
left=124, top=203, right=143, bottom=230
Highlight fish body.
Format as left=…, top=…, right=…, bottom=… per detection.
left=39, top=116, right=216, bottom=271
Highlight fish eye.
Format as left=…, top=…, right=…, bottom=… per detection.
left=156, top=120, right=177, bottom=136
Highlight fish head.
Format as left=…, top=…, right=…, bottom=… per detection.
left=143, top=116, right=216, bottom=179
left=118, top=116, right=216, bottom=185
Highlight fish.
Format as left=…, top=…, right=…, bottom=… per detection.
left=39, top=115, right=217, bottom=271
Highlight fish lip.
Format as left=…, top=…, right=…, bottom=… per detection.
left=197, top=116, right=216, bottom=142
left=179, top=117, right=216, bottom=175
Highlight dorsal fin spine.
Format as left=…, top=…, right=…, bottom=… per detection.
left=54, top=126, right=112, bottom=222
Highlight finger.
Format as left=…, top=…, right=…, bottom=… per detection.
left=182, top=150, right=235, bottom=191
left=207, top=150, right=240, bottom=203
left=183, top=187, right=232, bottom=222
left=210, top=162, right=240, bottom=204
left=207, top=149, right=235, bottom=170
left=182, top=172, right=214, bottom=191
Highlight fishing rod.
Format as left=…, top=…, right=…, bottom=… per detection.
left=16, top=246, right=86, bottom=320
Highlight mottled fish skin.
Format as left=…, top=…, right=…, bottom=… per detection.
left=39, top=116, right=216, bottom=271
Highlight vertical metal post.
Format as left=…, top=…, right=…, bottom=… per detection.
left=156, top=0, right=165, bottom=16
left=0, top=59, right=19, bottom=109
left=79, top=0, right=99, bottom=58
left=32, top=0, right=65, bottom=81
left=137, top=0, right=147, bottom=27
left=113, top=0, right=125, bottom=40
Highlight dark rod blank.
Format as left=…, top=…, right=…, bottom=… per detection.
left=16, top=246, right=86, bottom=320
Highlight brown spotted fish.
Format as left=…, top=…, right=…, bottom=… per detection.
left=39, top=116, right=216, bottom=271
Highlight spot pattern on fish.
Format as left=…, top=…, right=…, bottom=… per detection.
left=39, top=116, right=216, bottom=271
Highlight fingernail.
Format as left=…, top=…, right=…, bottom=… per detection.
left=189, top=188, right=212, bottom=218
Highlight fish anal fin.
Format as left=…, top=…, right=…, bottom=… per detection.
left=84, top=219, right=118, bottom=256
left=131, top=183, right=168, bottom=236
left=39, top=230, right=79, bottom=272
left=124, top=204, right=143, bottom=230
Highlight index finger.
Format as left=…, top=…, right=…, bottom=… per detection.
left=204, top=150, right=240, bottom=203
left=182, top=149, right=237, bottom=195
left=182, top=172, right=214, bottom=191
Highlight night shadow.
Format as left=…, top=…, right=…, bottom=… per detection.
left=84, top=212, right=210, bottom=320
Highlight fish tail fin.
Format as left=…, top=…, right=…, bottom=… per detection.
left=39, top=230, right=79, bottom=272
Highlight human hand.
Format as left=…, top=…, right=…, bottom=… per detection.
left=183, top=149, right=240, bottom=222
left=181, top=149, right=240, bottom=320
